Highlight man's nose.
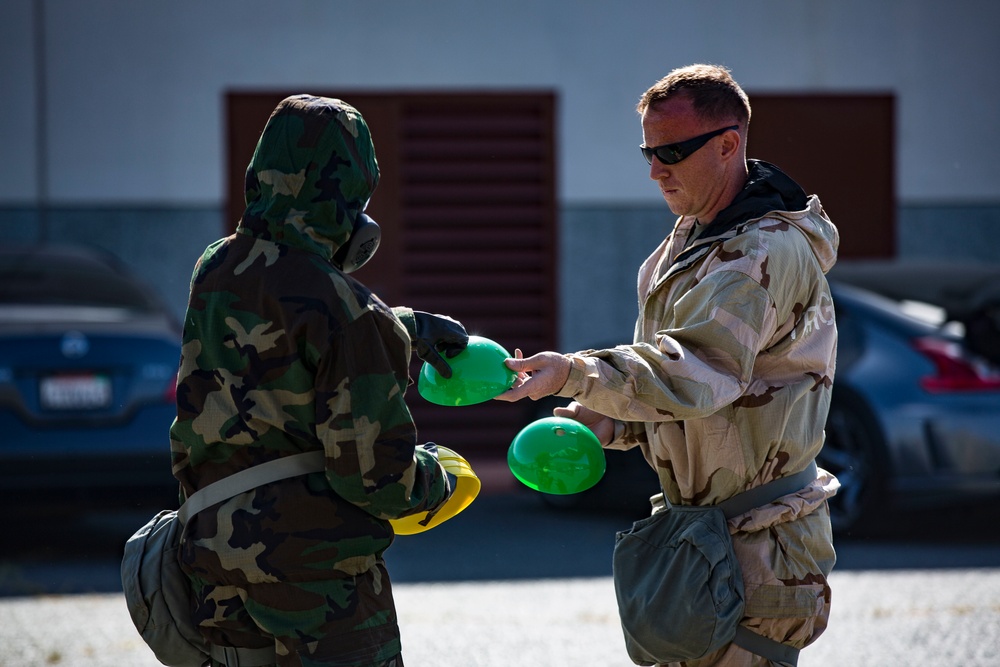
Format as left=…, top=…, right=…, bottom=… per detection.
left=650, top=159, right=669, bottom=181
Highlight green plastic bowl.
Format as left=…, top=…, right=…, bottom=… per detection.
left=417, top=335, right=517, bottom=406
left=507, top=416, right=606, bottom=495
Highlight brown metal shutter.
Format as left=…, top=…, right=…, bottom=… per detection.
left=747, top=94, right=896, bottom=259
left=396, top=93, right=558, bottom=458
left=226, top=92, right=557, bottom=459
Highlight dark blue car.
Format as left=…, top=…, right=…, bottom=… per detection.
left=0, top=245, right=181, bottom=511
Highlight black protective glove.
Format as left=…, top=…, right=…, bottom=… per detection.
left=421, top=441, right=458, bottom=499
left=411, top=311, right=469, bottom=379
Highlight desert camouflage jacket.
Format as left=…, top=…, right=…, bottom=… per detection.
left=559, top=161, right=839, bottom=628
left=559, top=160, right=839, bottom=511
left=169, top=95, right=450, bottom=582
left=557, top=161, right=841, bottom=633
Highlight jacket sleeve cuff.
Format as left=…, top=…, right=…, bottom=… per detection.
left=392, top=307, right=417, bottom=339
left=554, top=353, right=587, bottom=398
left=612, top=420, right=626, bottom=444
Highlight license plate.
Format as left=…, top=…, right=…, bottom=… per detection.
left=40, top=374, right=113, bottom=410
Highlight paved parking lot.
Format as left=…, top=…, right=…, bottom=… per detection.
left=2, top=480, right=1000, bottom=666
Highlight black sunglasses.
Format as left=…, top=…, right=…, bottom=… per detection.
left=640, top=125, right=739, bottom=165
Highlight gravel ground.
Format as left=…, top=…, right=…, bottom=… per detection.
left=2, top=569, right=998, bottom=667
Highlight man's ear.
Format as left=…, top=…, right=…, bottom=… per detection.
left=719, top=128, right=742, bottom=161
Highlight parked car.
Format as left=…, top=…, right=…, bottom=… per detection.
left=0, top=245, right=182, bottom=512
left=829, top=259, right=1000, bottom=366
left=822, top=277, right=1000, bottom=532
left=533, top=274, right=1000, bottom=534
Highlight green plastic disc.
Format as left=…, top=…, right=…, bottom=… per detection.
left=417, top=335, right=517, bottom=406
left=507, top=416, right=606, bottom=495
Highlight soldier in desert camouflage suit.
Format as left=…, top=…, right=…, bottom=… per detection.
left=498, top=64, right=840, bottom=666
left=170, top=95, right=467, bottom=667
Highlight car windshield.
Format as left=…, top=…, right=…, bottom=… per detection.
left=0, top=255, right=158, bottom=312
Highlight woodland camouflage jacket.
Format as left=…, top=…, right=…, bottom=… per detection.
left=557, top=160, right=841, bottom=635
left=169, top=95, right=450, bottom=583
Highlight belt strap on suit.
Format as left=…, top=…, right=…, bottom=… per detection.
left=722, top=461, right=818, bottom=667
left=209, top=643, right=276, bottom=667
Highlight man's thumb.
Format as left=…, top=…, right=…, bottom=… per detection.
left=553, top=403, right=578, bottom=419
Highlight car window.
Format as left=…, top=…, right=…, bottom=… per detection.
left=0, top=257, right=157, bottom=312
left=897, top=299, right=967, bottom=337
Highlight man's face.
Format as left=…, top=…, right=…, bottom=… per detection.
left=641, top=96, right=735, bottom=221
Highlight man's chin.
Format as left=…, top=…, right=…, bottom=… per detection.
left=662, top=197, right=683, bottom=215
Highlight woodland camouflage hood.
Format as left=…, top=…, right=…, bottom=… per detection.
left=238, top=95, right=379, bottom=261
left=171, top=95, right=452, bottom=660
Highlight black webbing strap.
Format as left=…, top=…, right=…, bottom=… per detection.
left=209, top=644, right=276, bottom=667
left=733, top=626, right=799, bottom=666
left=718, top=461, right=818, bottom=666
left=717, top=460, right=819, bottom=520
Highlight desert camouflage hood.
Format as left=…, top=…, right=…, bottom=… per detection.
left=238, top=95, right=379, bottom=261
left=669, top=160, right=838, bottom=277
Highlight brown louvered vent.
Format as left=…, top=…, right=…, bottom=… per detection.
left=226, top=92, right=558, bottom=459
left=397, top=94, right=558, bottom=457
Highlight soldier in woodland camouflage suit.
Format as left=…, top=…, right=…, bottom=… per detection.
left=170, top=95, right=468, bottom=667
left=498, top=65, right=840, bottom=666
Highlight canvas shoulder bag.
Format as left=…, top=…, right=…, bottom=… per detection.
left=121, top=451, right=326, bottom=667
left=612, top=461, right=817, bottom=667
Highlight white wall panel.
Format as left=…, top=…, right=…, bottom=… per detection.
left=1, top=0, right=998, bottom=205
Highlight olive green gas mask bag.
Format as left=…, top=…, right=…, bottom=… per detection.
left=612, top=462, right=816, bottom=667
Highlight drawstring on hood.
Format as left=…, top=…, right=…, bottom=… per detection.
left=238, top=95, right=380, bottom=264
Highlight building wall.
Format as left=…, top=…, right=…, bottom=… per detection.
left=2, top=0, right=998, bottom=351
left=558, top=204, right=1000, bottom=352
left=4, top=0, right=998, bottom=206
left=4, top=201, right=994, bottom=354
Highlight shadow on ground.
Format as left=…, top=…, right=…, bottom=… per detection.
left=2, top=483, right=999, bottom=597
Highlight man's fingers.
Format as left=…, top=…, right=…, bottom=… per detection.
left=496, top=350, right=569, bottom=403
left=504, top=357, right=525, bottom=372
left=552, top=404, right=578, bottom=419
left=494, top=384, right=531, bottom=402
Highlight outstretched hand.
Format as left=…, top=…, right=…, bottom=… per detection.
left=494, top=349, right=572, bottom=402
left=411, top=311, right=468, bottom=379
left=554, top=401, right=616, bottom=446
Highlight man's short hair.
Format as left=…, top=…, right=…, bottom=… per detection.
left=637, top=64, right=751, bottom=127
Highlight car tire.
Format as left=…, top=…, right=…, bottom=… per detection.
left=819, top=388, right=890, bottom=535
